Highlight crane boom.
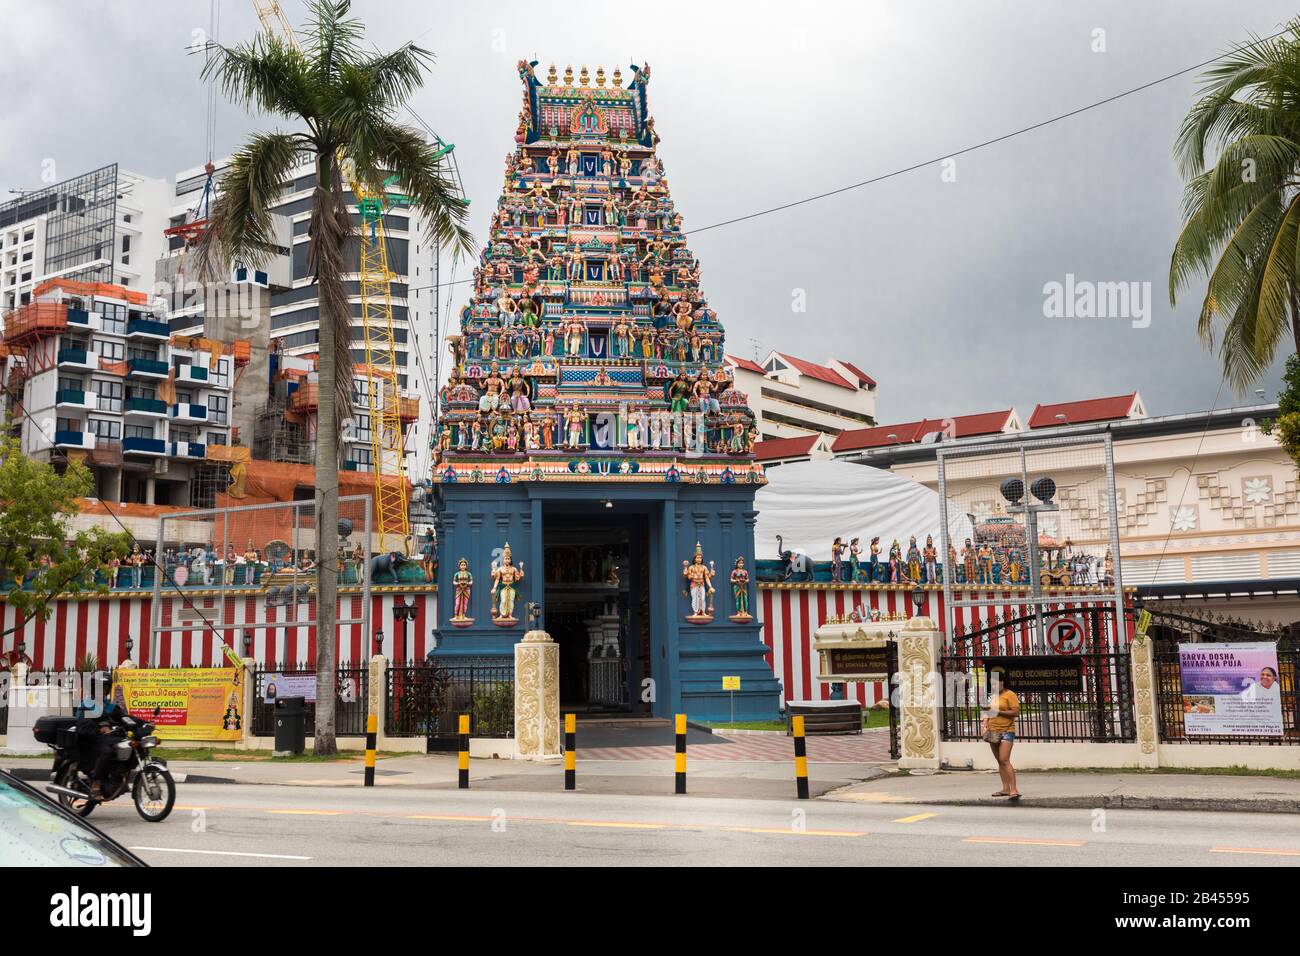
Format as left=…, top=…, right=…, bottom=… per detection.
left=249, top=0, right=411, bottom=553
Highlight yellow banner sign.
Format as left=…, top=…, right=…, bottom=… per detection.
left=112, top=667, right=243, bottom=741
left=722, top=676, right=741, bottom=690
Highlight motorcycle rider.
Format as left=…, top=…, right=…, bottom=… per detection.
left=77, top=700, right=127, bottom=801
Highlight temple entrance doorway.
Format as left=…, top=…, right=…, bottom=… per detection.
left=542, top=507, right=649, bottom=713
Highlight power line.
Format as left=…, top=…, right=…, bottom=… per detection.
left=683, top=26, right=1292, bottom=236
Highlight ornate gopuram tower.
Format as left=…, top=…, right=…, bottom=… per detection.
left=432, top=60, right=780, bottom=721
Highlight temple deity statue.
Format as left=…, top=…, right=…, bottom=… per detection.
left=729, top=557, right=752, bottom=622
left=683, top=543, right=715, bottom=623
left=491, top=543, right=525, bottom=625
left=450, top=558, right=474, bottom=626
left=923, top=534, right=938, bottom=584
left=907, top=536, right=922, bottom=584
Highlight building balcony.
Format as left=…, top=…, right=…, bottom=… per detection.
left=169, top=402, right=209, bottom=423
left=289, top=381, right=318, bottom=412
left=57, top=347, right=95, bottom=369
left=55, top=389, right=96, bottom=410
left=126, top=317, right=171, bottom=340
left=126, top=358, right=169, bottom=379
left=169, top=440, right=206, bottom=459
left=53, top=430, right=95, bottom=450
left=122, top=436, right=166, bottom=456
left=175, top=363, right=210, bottom=385
left=65, top=308, right=90, bottom=327
left=124, top=397, right=167, bottom=417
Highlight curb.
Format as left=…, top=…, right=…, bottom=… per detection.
left=827, top=791, right=1300, bottom=814
left=8, top=766, right=219, bottom=786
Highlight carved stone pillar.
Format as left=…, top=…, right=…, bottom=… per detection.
left=897, top=616, right=941, bottom=770
left=515, top=630, right=561, bottom=759
left=368, top=654, right=388, bottom=750
left=1130, top=633, right=1160, bottom=768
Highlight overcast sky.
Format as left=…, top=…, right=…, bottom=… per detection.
left=3, top=0, right=1296, bottom=425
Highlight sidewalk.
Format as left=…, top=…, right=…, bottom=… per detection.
left=827, top=769, right=1300, bottom=813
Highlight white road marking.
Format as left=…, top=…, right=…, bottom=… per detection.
left=129, top=846, right=312, bottom=861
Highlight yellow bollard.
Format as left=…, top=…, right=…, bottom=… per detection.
left=791, top=715, right=809, bottom=799
left=458, top=713, right=470, bottom=789
left=674, top=713, right=687, bottom=794
left=564, top=713, right=576, bottom=791
left=363, top=713, right=378, bottom=787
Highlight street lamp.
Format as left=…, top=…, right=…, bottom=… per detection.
left=911, top=585, right=925, bottom=617
left=373, top=628, right=385, bottom=656
left=242, top=629, right=254, bottom=655
left=392, top=597, right=418, bottom=661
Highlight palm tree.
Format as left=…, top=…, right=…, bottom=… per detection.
left=200, top=0, right=472, bottom=753
left=1170, top=21, right=1300, bottom=391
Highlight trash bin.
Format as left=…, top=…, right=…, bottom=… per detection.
left=274, top=695, right=306, bottom=755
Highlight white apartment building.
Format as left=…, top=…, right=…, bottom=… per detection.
left=171, top=160, right=436, bottom=475
left=725, top=350, right=877, bottom=443
left=0, top=164, right=171, bottom=314
left=3, top=279, right=237, bottom=506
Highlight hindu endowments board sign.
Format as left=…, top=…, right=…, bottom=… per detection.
left=1178, top=642, right=1283, bottom=737
left=112, top=668, right=243, bottom=741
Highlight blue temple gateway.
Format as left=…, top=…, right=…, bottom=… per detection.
left=431, top=60, right=781, bottom=721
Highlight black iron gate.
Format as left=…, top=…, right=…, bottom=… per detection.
left=886, top=640, right=900, bottom=759
left=940, top=604, right=1135, bottom=743
left=385, top=658, right=514, bottom=752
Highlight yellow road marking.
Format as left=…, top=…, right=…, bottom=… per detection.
left=893, top=812, right=938, bottom=824
left=725, top=827, right=866, bottom=838
left=567, top=821, right=665, bottom=830
left=266, top=809, right=345, bottom=816
left=1211, top=846, right=1300, bottom=857
left=964, top=836, right=1085, bottom=847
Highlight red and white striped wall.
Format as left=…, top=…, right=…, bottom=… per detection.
left=756, top=586, right=1121, bottom=706
left=3, top=590, right=438, bottom=670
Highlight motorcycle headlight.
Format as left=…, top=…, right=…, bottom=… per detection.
left=141, top=736, right=160, bottom=748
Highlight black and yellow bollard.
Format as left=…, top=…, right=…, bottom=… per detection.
left=674, top=713, right=687, bottom=794
left=564, top=713, right=576, bottom=791
left=457, top=714, right=470, bottom=789
left=791, top=715, right=810, bottom=799
left=363, top=713, right=378, bottom=787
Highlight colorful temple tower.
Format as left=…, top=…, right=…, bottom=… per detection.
left=432, top=61, right=780, bottom=720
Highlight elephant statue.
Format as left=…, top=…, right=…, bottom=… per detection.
left=775, top=535, right=814, bottom=582
left=370, top=550, right=409, bottom=584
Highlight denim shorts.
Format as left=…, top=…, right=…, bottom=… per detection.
left=985, top=730, right=1015, bottom=744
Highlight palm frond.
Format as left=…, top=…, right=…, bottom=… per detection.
left=202, top=131, right=310, bottom=270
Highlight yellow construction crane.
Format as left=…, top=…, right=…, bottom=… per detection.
left=250, top=0, right=411, bottom=552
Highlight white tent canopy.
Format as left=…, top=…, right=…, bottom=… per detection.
left=753, top=460, right=974, bottom=562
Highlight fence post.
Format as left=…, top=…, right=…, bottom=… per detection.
left=897, top=616, right=942, bottom=770
left=239, top=657, right=257, bottom=750
left=1130, top=633, right=1160, bottom=769
left=369, top=654, right=388, bottom=751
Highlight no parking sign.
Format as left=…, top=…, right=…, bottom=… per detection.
left=1046, top=616, right=1085, bottom=655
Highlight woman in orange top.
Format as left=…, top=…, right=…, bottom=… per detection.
left=984, top=672, right=1021, bottom=801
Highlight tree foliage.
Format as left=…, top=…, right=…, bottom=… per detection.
left=0, top=434, right=131, bottom=641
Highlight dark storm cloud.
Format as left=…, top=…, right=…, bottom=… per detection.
left=2, top=0, right=1294, bottom=420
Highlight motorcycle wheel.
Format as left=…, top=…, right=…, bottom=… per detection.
left=132, top=766, right=176, bottom=822
left=55, top=765, right=96, bottom=818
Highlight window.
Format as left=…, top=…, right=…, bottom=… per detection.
left=56, top=417, right=80, bottom=433
left=207, top=395, right=228, bottom=425
left=211, top=358, right=230, bottom=387
left=58, top=376, right=83, bottom=393
left=87, top=418, right=121, bottom=442
left=93, top=339, right=124, bottom=362
left=127, top=384, right=156, bottom=400
left=125, top=424, right=154, bottom=440
left=355, top=413, right=371, bottom=442
left=126, top=345, right=158, bottom=363
left=96, top=302, right=127, bottom=334
left=171, top=425, right=198, bottom=443
left=94, top=379, right=123, bottom=412
left=207, top=432, right=227, bottom=446
left=176, top=389, right=194, bottom=405
left=353, top=378, right=369, bottom=405
left=350, top=447, right=374, bottom=471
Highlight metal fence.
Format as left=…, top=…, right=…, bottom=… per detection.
left=385, top=658, right=514, bottom=743
left=940, top=649, right=1135, bottom=743
left=251, top=664, right=370, bottom=737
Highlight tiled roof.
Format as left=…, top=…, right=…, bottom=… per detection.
left=831, top=410, right=1015, bottom=453
left=724, top=354, right=765, bottom=375
left=833, top=359, right=877, bottom=389
left=753, top=434, right=820, bottom=461
left=776, top=353, right=856, bottom=390
left=1028, top=393, right=1139, bottom=428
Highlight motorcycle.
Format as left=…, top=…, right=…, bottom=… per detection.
left=34, top=707, right=176, bottom=822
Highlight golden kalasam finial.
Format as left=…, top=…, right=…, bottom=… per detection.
left=564, top=65, right=574, bottom=86
left=579, top=65, right=590, bottom=87
left=547, top=63, right=557, bottom=85
left=596, top=66, right=606, bottom=87
left=612, top=67, right=623, bottom=88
